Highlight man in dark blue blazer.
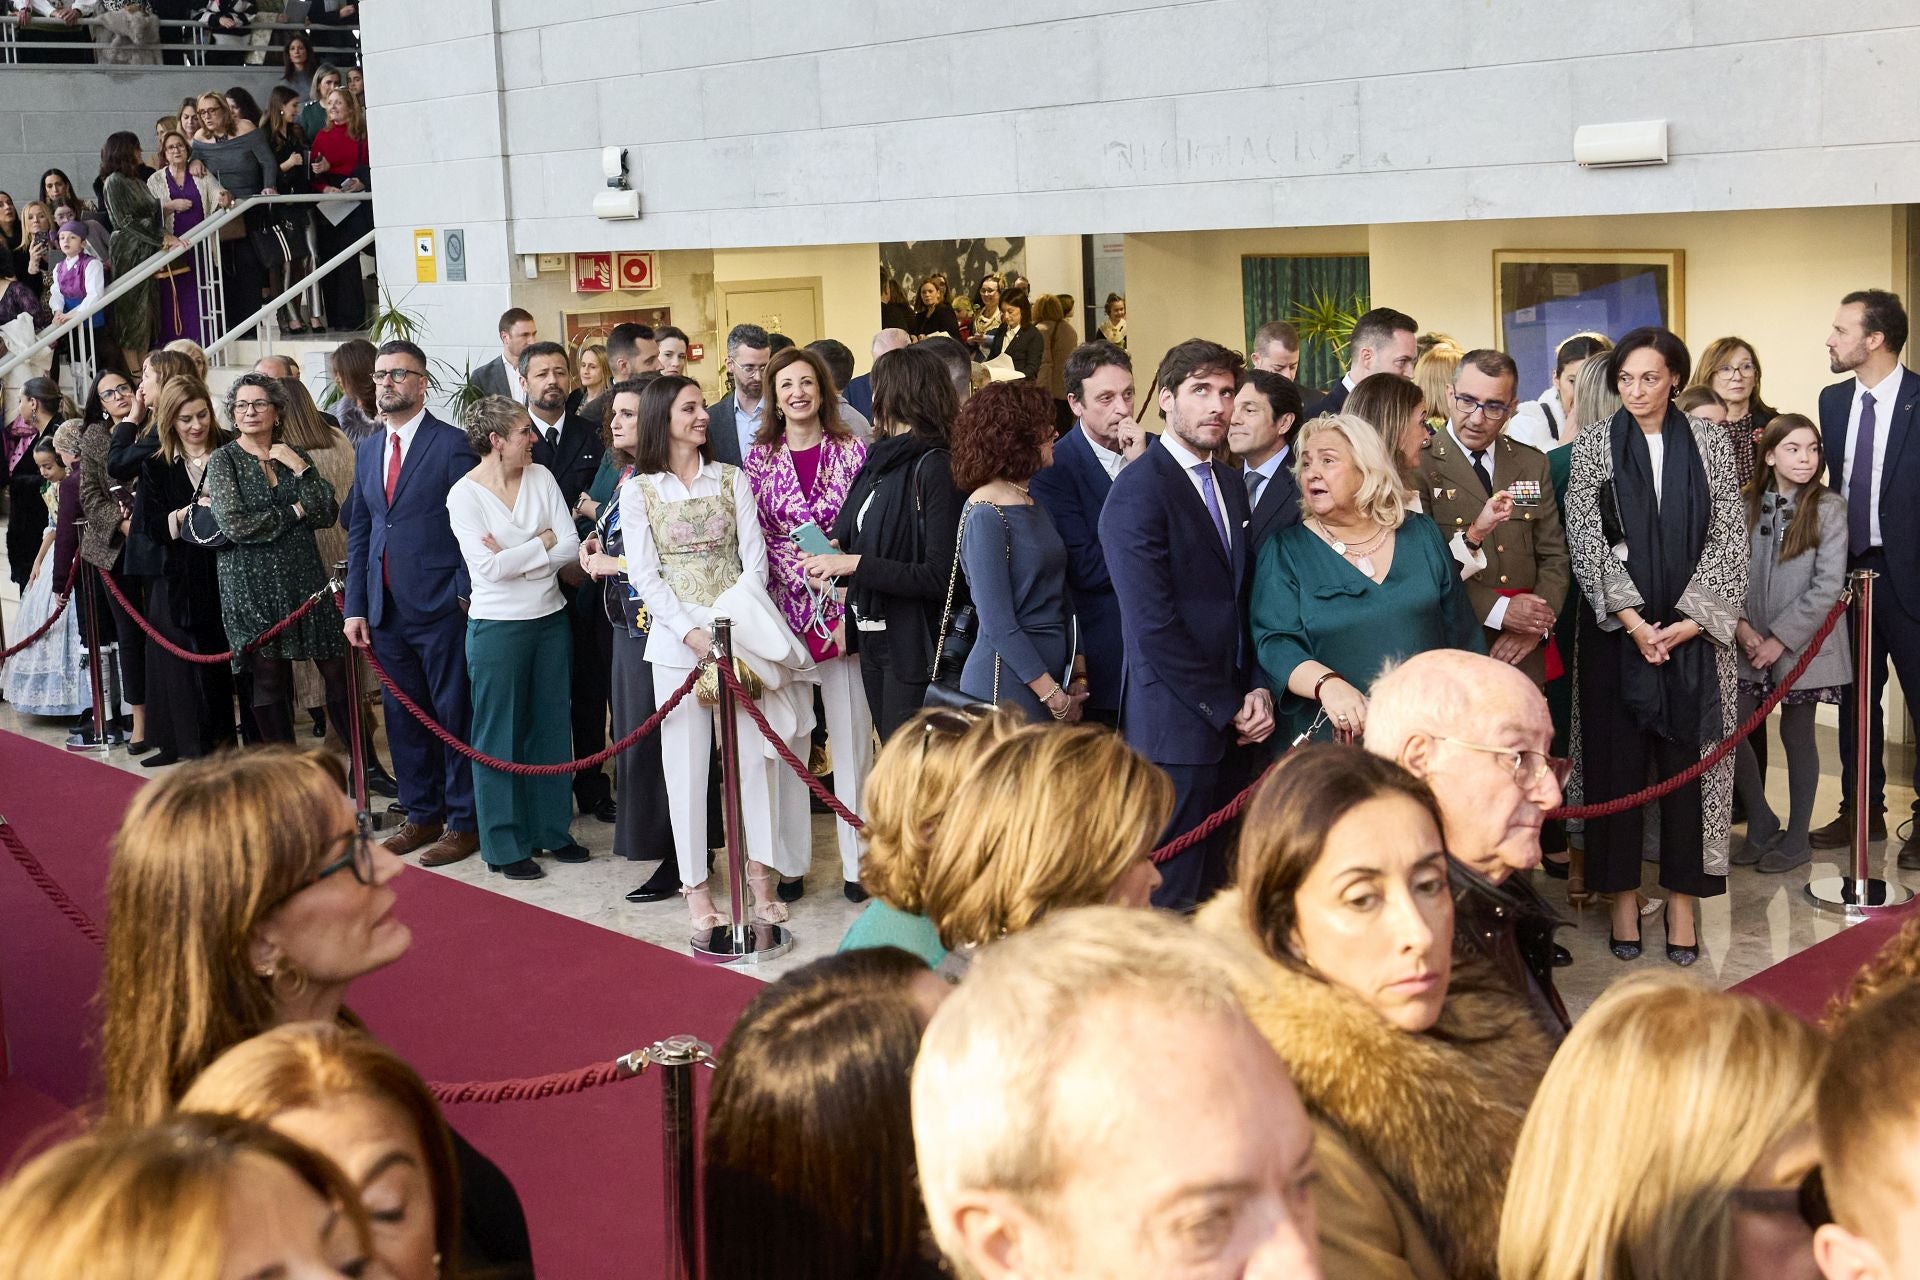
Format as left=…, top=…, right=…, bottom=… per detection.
left=846, top=327, right=909, bottom=423
left=704, top=323, right=772, bottom=468
left=1031, top=339, right=1143, bottom=725
left=1100, top=339, right=1277, bottom=910
left=1230, top=367, right=1304, bottom=559
left=1303, top=306, right=1420, bottom=419
left=343, top=340, right=480, bottom=867
left=1813, top=290, right=1920, bottom=863
left=522, top=340, right=616, bottom=823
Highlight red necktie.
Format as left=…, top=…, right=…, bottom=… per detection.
left=382, top=431, right=401, bottom=586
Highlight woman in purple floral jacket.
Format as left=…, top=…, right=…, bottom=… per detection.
left=744, top=345, right=875, bottom=904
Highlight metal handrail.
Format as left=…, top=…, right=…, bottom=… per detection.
left=205, top=221, right=375, bottom=361
left=0, top=13, right=355, bottom=60
left=0, top=191, right=370, bottom=383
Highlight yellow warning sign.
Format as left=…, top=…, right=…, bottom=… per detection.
left=414, top=228, right=436, bottom=283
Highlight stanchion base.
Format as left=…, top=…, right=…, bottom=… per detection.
left=690, top=922, right=793, bottom=965
left=1805, top=874, right=1915, bottom=918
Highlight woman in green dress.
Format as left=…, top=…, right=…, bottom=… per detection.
left=206, top=372, right=353, bottom=747
left=98, top=131, right=176, bottom=378
left=1251, top=413, right=1484, bottom=743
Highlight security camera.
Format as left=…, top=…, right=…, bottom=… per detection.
left=601, top=146, right=629, bottom=188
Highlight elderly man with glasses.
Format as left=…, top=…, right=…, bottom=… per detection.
left=1415, top=347, right=1572, bottom=688
left=1365, top=648, right=1573, bottom=1039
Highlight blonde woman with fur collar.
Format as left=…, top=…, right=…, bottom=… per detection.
left=1196, top=743, right=1554, bottom=1280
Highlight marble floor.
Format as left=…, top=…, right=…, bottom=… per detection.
left=4, top=559, right=1915, bottom=1013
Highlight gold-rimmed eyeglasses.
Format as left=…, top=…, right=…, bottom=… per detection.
left=1432, top=736, right=1571, bottom=788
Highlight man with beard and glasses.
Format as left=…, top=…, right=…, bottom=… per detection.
left=706, top=323, right=771, bottom=467
left=1100, top=339, right=1276, bottom=911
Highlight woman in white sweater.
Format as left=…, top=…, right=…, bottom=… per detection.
left=447, top=395, right=584, bottom=881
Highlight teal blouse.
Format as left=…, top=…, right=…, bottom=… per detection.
left=838, top=900, right=948, bottom=969
left=1250, top=512, right=1485, bottom=740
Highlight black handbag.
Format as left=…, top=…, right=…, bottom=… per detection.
left=181, top=465, right=229, bottom=549
left=924, top=501, right=1006, bottom=710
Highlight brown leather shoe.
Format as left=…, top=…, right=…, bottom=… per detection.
left=417, top=829, right=480, bottom=868
left=381, top=821, right=444, bottom=856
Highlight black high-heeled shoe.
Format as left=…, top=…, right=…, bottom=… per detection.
left=1608, top=921, right=1642, bottom=961
left=1664, top=907, right=1699, bottom=967
left=1541, top=854, right=1571, bottom=881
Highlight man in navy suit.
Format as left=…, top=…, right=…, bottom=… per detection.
left=704, top=323, right=771, bottom=467
left=1229, top=368, right=1304, bottom=559
left=1031, top=339, right=1144, bottom=726
left=1812, top=290, right=1920, bottom=864
left=470, top=307, right=535, bottom=404
left=343, top=340, right=481, bottom=867
left=847, top=327, right=908, bottom=422
left=1304, top=306, right=1419, bottom=419
left=1101, top=339, right=1277, bottom=910
left=521, top=339, right=616, bottom=824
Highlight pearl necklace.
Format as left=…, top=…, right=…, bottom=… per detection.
left=1313, top=518, right=1390, bottom=578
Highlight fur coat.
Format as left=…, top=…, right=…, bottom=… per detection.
left=1197, top=890, right=1556, bottom=1280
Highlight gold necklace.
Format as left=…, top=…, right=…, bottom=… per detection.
left=1313, top=518, right=1390, bottom=576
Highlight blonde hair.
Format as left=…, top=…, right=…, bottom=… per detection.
left=575, top=342, right=609, bottom=392
left=152, top=375, right=227, bottom=464
left=0, top=1112, right=370, bottom=1280
left=913, top=907, right=1253, bottom=1278
left=858, top=706, right=1023, bottom=911
left=100, top=748, right=352, bottom=1127
left=1571, top=355, right=1621, bottom=432
left=179, top=1022, right=462, bottom=1272
left=1412, top=342, right=1463, bottom=422
left=919, top=725, right=1172, bottom=950
left=164, top=338, right=209, bottom=381
left=1290, top=412, right=1410, bottom=528
left=1498, top=973, right=1826, bottom=1280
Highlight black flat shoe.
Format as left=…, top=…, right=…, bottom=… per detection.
left=1664, top=911, right=1698, bottom=967
left=844, top=881, right=869, bottom=904
left=592, top=797, right=617, bottom=824
left=490, top=857, right=545, bottom=880
left=1541, top=855, right=1570, bottom=881
left=310, top=709, right=326, bottom=738
left=363, top=763, right=400, bottom=799
left=778, top=876, right=805, bottom=903
left=125, top=739, right=153, bottom=756
left=543, top=842, right=591, bottom=864
left=1551, top=942, right=1573, bottom=968
left=626, top=859, right=682, bottom=903
left=139, top=750, right=180, bottom=769
left=1608, top=927, right=1642, bottom=961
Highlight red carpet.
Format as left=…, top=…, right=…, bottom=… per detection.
left=0, top=731, right=760, bottom=1278
left=1732, top=898, right=1920, bottom=1022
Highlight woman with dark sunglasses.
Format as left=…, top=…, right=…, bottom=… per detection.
left=98, top=746, right=535, bottom=1277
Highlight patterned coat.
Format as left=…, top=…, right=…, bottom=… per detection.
left=742, top=433, right=867, bottom=651
left=1563, top=413, right=1746, bottom=873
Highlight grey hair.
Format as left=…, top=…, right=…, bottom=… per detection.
left=912, top=907, right=1255, bottom=1276
left=461, top=394, right=528, bottom=456
left=726, top=323, right=770, bottom=356
left=223, top=372, right=288, bottom=429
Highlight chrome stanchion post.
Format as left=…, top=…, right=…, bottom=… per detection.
left=649, top=1034, right=715, bottom=1280
left=331, top=563, right=369, bottom=819
left=1808, top=570, right=1913, bottom=916
left=691, top=617, right=792, bottom=964
left=66, top=553, right=112, bottom=754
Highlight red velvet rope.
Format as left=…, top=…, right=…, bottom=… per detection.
left=1548, top=593, right=1851, bottom=820
left=0, top=558, right=81, bottom=661
left=716, top=664, right=866, bottom=827
left=427, top=1060, right=635, bottom=1104
left=0, top=818, right=104, bottom=946
left=360, top=622, right=700, bottom=776
left=95, top=565, right=330, bottom=665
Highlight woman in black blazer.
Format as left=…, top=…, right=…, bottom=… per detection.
left=908, top=274, right=962, bottom=342
left=986, top=291, right=1046, bottom=382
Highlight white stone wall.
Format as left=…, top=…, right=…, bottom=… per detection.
left=359, top=1, right=1920, bottom=256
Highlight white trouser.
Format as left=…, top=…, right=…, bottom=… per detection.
left=817, top=652, right=874, bottom=881
left=653, top=663, right=781, bottom=888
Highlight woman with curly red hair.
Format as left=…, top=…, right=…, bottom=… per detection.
left=948, top=381, right=1086, bottom=721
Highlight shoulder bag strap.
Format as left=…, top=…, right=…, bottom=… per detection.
left=986, top=502, right=1012, bottom=704
left=929, top=499, right=972, bottom=680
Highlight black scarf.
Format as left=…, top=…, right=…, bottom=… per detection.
left=1608, top=405, right=1718, bottom=744
left=833, top=431, right=937, bottom=627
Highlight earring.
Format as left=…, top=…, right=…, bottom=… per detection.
left=255, top=962, right=276, bottom=979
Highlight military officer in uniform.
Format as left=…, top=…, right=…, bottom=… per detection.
left=1416, top=349, right=1571, bottom=686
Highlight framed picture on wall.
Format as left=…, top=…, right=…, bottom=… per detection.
left=559, top=305, right=673, bottom=349
left=1493, top=250, right=1684, bottom=395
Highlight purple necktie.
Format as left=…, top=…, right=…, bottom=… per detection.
left=1194, top=463, right=1229, bottom=553
left=1849, top=391, right=1876, bottom=554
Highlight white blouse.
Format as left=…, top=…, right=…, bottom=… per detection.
left=617, top=461, right=768, bottom=669
left=446, top=464, right=580, bottom=621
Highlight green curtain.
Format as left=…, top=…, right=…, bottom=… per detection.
left=1241, top=256, right=1371, bottom=389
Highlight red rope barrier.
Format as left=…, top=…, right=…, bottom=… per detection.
left=0, top=818, right=105, bottom=946
left=716, top=664, right=866, bottom=828
left=95, top=567, right=331, bottom=666
left=1548, top=593, right=1852, bottom=820
left=428, top=1060, right=635, bottom=1105
left=0, top=559, right=81, bottom=662
left=361, top=635, right=701, bottom=775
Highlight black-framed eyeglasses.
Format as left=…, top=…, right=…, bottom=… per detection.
left=1432, top=736, right=1572, bottom=788
left=276, top=829, right=378, bottom=909
left=372, top=369, right=424, bottom=384
left=1450, top=391, right=1513, bottom=421
left=100, top=384, right=134, bottom=400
